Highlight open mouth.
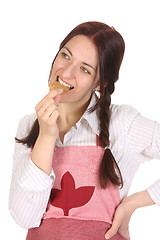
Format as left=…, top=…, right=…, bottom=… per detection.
left=57, top=76, right=74, bottom=90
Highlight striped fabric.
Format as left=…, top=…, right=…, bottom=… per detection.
left=9, top=92, right=160, bottom=229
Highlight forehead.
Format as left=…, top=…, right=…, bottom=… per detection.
left=64, top=35, right=99, bottom=66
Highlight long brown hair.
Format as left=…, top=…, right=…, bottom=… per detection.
left=16, top=21, right=125, bottom=188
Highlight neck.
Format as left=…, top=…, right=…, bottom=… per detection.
left=57, top=96, right=91, bottom=133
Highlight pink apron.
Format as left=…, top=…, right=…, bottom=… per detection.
left=26, top=137, right=127, bottom=240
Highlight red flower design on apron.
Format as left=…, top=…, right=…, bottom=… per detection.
left=50, top=171, right=95, bottom=216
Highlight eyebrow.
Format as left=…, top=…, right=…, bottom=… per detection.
left=63, top=46, right=96, bottom=72
left=63, top=47, right=73, bottom=56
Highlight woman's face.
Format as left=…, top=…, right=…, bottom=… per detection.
left=50, top=34, right=99, bottom=104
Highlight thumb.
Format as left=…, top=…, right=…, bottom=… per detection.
left=105, top=222, right=119, bottom=239
left=54, top=89, right=63, bottom=105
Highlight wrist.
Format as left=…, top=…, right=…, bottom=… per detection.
left=38, top=131, right=58, bottom=144
left=31, top=133, right=57, bottom=176
left=123, top=190, right=155, bottom=212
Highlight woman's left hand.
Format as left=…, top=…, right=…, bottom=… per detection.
left=105, top=190, right=155, bottom=239
left=105, top=196, right=135, bottom=240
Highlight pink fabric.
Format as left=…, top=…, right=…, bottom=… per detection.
left=26, top=218, right=127, bottom=240
left=27, top=140, right=124, bottom=239
left=43, top=145, right=120, bottom=224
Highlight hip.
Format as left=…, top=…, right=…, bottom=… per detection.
left=26, top=218, right=127, bottom=240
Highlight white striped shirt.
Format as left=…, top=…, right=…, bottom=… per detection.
left=9, top=93, right=160, bottom=229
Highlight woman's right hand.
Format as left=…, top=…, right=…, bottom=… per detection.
left=35, top=88, right=63, bottom=139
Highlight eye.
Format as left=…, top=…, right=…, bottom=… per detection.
left=81, top=66, right=91, bottom=74
left=61, top=52, right=70, bottom=60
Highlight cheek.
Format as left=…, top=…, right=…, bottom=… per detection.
left=77, top=75, right=96, bottom=91
left=51, top=54, right=67, bottom=73
left=52, top=59, right=62, bottom=72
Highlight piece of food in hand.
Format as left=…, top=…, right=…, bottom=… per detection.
left=48, top=81, right=69, bottom=94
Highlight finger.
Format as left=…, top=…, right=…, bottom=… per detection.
left=35, top=89, right=63, bottom=111
left=39, top=106, right=59, bottom=127
left=39, top=104, right=58, bottom=122
left=45, top=104, right=58, bottom=118
left=50, top=109, right=60, bottom=122
left=36, top=98, right=56, bottom=117
left=54, top=94, right=61, bottom=106
left=118, top=226, right=130, bottom=240
left=105, top=221, right=120, bottom=239
left=44, top=108, right=60, bottom=126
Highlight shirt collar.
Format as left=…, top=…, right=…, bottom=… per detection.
left=75, top=92, right=100, bottom=136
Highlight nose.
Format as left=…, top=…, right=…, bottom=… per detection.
left=61, top=63, right=76, bottom=79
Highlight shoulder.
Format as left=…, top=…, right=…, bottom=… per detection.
left=110, top=104, right=140, bottom=130
left=110, top=104, right=139, bottom=119
left=16, top=113, right=37, bottom=139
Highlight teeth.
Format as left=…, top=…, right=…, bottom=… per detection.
left=58, top=77, right=74, bottom=89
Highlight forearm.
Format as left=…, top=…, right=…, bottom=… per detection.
left=31, top=89, right=62, bottom=175
left=124, top=190, right=155, bottom=213
left=9, top=159, right=53, bottom=228
left=9, top=147, right=55, bottom=229
left=31, top=134, right=57, bottom=175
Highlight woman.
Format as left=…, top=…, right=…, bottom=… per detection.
left=9, top=21, right=160, bottom=240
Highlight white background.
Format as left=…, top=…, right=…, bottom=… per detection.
left=0, top=0, right=160, bottom=239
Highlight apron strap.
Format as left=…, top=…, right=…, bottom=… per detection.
left=96, top=135, right=101, bottom=147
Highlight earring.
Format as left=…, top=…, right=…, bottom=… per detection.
left=94, top=86, right=100, bottom=92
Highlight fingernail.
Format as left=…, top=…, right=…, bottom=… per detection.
left=105, top=234, right=109, bottom=239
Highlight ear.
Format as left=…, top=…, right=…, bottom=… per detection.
left=93, top=82, right=108, bottom=92
left=92, top=80, right=100, bottom=92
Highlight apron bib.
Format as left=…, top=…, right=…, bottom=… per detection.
left=27, top=138, right=127, bottom=240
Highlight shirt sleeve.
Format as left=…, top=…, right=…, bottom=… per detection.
left=125, top=106, right=160, bottom=205
left=9, top=114, right=55, bottom=229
